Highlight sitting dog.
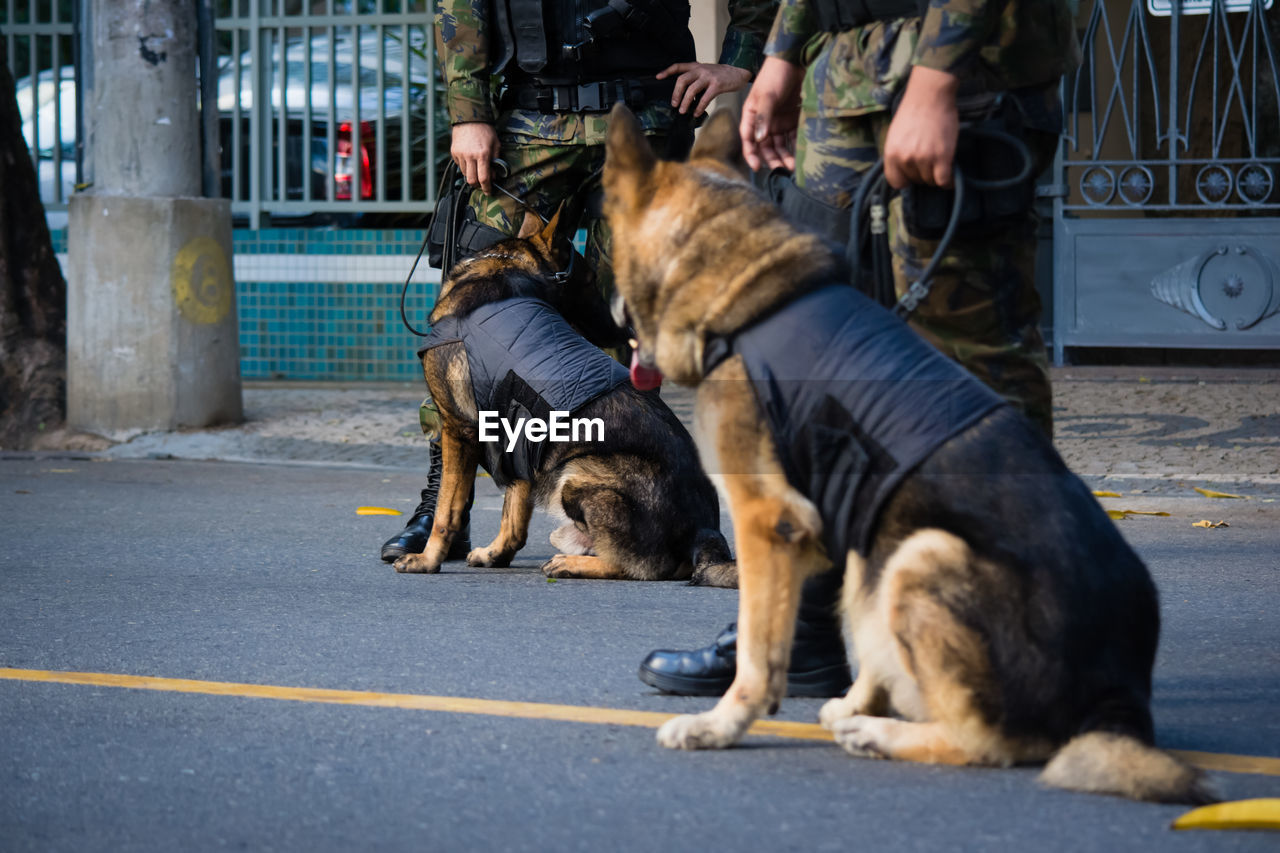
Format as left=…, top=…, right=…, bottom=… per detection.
left=393, top=201, right=737, bottom=587
left=602, top=104, right=1211, bottom=803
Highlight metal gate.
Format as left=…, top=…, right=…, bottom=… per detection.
left=1052, top=0, right=1280, bottom=362
left=214, top=0, right=444, bottom=229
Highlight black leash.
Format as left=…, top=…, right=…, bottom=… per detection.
left=849, top=125, right=1032, bottom=320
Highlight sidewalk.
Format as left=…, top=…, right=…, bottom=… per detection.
left=36, top=367, right=1280, bottom=497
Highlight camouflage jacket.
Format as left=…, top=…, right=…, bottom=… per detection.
left=436, top=0, right=779, bottom=144
left=765, top=0, right=1081, bottom=117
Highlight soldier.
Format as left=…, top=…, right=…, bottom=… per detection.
left=381, top=0, right=778, bottom=563
left=638, top=0, right=1080, bottom=697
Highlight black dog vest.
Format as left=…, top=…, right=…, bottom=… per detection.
left=418, top=297, right=629, bottom=487
left=702, top=284, right=1005, bottom=559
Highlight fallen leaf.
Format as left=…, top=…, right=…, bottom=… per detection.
left=1107, top=509, right=1171, bottom=520
left=1173, top=798, right=1280, bottom=831
left=356, top=506, right=403, bottom=516
left=1191, top=520, right=1229, bottom=529
left=1195, top=487, right=1246, bottom=499
left=546, top=578, right=557, bottom=584
left=1092, top=490, right=1123, bottom=498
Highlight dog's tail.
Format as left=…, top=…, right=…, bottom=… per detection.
left=688, top=528, right=737, bottom=588
left=1040, top=731, right=1216, bottom=804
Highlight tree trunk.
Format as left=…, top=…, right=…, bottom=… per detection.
left=0, top=36, right=69, bottom=449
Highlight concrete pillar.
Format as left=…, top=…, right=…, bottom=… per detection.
left=68, top=0, right=241, bottom=435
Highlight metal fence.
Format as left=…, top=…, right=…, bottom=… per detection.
left=1060, top=0, right=1279, bottom=213
left=3, top=0, right=79, bottom=212
left=1051, top=0, right=1280, bottom=362
left=214, top=0, right=444, bottom=228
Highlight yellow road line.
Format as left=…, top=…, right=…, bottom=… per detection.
left=2, top=668, right=1277, bottom=777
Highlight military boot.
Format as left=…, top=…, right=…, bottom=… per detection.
left=637, top=566, right=851, bottom=697
left=379, top=437, right=472, bottom=562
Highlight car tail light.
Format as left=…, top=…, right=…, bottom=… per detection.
left=335, top=121, right=374, bottom=200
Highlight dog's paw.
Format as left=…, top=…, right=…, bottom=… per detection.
left=393, top=553, right=442, bottom=574
left=656, top=712, right=741, bottom=751
left=819, top=697, right=859, bottom=730
left=540, top=555, right=575, bottom=578
left=467, top=546, right=512, bottom=568
left=829, top=715, right=890, bottom=760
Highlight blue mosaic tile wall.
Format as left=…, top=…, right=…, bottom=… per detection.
left=233, top=229, right=439, bottom=381
left=51, top=226, right=586, bottom=383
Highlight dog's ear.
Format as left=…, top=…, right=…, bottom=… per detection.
left=540, top=198, right=583, bottom=249
left=689, top=109, right=745, bottom=173
left=606, top=104, right=656, bottom=178
left=534, top=204, right=563, bottom=248
left=516, top=209, right=543, bottom=240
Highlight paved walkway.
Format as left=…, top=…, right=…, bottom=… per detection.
left=82, top=367, right=1280, bottom=494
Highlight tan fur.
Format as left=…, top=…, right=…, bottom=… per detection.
left=542, top=554, right=628, bottom=580
left=1041, top=733, right=1214, bottom=804
left=828, top=530, right=1053, bottom=767
left=466, top=479, right=533, bottom=568
left=658, top=357, right=829, bottom=749
left=394, top=425, right=480, bottom=574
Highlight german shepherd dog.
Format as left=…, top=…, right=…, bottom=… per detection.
left=602, top=104, right=1211, bottom=802
left=392, top=201, right=737, bottom=587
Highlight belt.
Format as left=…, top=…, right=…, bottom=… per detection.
left=812, top=0, right=925, bottom=32
left=502, top=78, right=677, bottom=114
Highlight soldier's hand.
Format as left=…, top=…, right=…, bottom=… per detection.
left=451, top=122, right=501, bottom=194
left=883, top=66, right=960, bottom=190
left=657, top=62, right=752, bottom=118
left=739, top=56, right=803, bottom=172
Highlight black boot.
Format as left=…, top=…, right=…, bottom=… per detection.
left=637, top=567, right=851, bottom=698
left=379, top=438, right=472, bottom=562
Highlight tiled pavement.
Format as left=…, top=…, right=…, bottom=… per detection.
left=84, top=367, right=1280, bottom=497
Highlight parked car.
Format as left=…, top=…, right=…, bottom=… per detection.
left=14, top=65, right=78, bottom=211
left=216, top=27, right=444, bottom=221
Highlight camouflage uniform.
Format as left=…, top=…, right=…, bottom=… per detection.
left=436, top=0, right=777, bottom=298
left=766, top=0, right=1081, bottom=435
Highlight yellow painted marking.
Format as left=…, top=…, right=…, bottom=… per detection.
left=356, top=506, right=403, bottom=516
left=1173, top=798, right=1280, bottom=831
left=171, top=236, right=233, bottom=325
left=2, top=668, right=1278, bottom=776
left=1195, top=487, right=1247, bottom=499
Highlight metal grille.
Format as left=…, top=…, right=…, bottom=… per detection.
left=214, top=0, right=442, bottom=228
left=1062, top=0, right=1280, bottom=212
left=3, top=0, right=79, bottom=212
left=1052, top=0, right=1280, bottom=362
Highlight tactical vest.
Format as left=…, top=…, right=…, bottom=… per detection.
left=491, top=0, right=694, bottom=85
left=702, top=284, right=1005, bottom=559
left=418, top=297, right=630, bottom=488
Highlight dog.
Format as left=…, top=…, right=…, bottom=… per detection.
left=392, top=200, right=737, bottom=587
left=602, top=103, right=1212, bottom=803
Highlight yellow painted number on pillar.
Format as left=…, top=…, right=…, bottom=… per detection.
left=172, top=236, right=232, bottom=325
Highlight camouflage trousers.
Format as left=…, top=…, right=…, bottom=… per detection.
left=795, top=112, right=1057, bottom=437
left=465, top=135, right=614, bottom=294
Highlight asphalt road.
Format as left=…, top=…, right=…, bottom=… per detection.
left=2, top=456, right=1278, bottom=852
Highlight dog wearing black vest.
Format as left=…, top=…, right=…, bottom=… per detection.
left=393, top=201, right=737, bottom=587
left=602, top=104, right=1212, bottom=802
